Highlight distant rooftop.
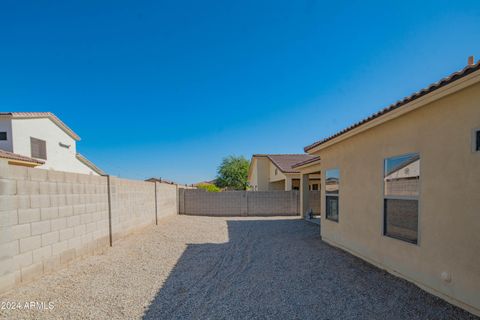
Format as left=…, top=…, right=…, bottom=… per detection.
left=0, top=112, right=80, bottom=141
left=253, top=154, right=318, bottom=173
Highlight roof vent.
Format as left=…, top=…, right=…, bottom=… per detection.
left=468, top=55, right=475, bottom=66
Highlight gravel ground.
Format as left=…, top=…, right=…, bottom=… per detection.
left=0, top=215, right=477, bottom=320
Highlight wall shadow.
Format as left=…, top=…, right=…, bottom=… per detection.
left=143, top=218, right=476, bottom=320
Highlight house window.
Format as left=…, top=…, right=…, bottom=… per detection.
left=325, top=168, right=339, bottom=222
left=30, top=137, right=47, bottom=160
left=312, top=184, right=319, bottom=191
left=476, top=129, right=480, bottom=152
left=0, top=132, right=6, bottom=140
left=275, top=168, right=278, bottom=175
left=384, top=153, right=420, bottom=244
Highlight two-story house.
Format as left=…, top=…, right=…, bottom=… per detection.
left=0, top=112, right=104, bottom=175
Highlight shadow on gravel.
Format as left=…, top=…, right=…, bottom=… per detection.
left=143, top=218, right=477, bottom=320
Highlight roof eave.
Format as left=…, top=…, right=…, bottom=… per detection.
left=1, top=112, right=81, bottom=141
left=305, top=66, right=480, bottom=154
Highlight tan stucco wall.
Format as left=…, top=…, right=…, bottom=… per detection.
left=315, top=82, right=480, bottom=315
left=269, top=161, right=287, bottom=182
left=248, top=158, right=270, bottom=191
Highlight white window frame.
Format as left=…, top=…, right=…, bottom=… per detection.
left=325, top=168, right=340, bottom=222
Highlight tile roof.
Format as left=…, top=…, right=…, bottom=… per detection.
left=145, top=177, right=178, bottom=185
left=76, top=153, right=105, bottom=175
left=254, top=154, right=318, bottom=173
left=291, top=155, right=321, bottom=168
left=304, top=61, right=480, bottom=152
left=0, top=149, right=44, bottom=165
left=0, top=112, right=80, bottom=141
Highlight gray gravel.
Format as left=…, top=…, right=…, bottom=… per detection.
left=0, top=215, right=477, bottom=320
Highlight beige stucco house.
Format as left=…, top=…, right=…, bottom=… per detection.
left=248, top=154, right=321, bottom=191
left=298, top=58, right=480, bottom=316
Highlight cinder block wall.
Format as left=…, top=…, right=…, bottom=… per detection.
left=156, top=182, right=178, bottom=220
left=180, top=190, right=300, bottom=216
left=110, top=177, right=156, bottom=241
left=247, top=191, right=299, bottom=216
left=0, top=162, right=177, bottom=294
left=183, top=191, right=245, bottom=216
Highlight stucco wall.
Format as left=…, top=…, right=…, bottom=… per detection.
left=155, top=182, right=178, bottom=221
left=0, top=162, right=178, bottom=294
left=179, top=189, right=299, bottom=216
left=269, top=161, right=286, bottom=182
left=10, top=118, right=97, bottom=175
left=249, top=157, right=271, bottom=191
left=316, top=82, right=480, bottom=315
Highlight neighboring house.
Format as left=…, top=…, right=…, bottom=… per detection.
left=0, top=149, right=44, bottom=167
left=298, top=58, right=480, bottom=316
left=145, top=177, right=196, bottom=189
left=0, top=112, right=104, bottom=175
left=248, top=154, right=321, bottom=191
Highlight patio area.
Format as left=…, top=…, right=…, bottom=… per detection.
left=0, top=215, right=476, bottom=320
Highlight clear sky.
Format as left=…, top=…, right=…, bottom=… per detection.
left=1, top=1, right=479, bottom=183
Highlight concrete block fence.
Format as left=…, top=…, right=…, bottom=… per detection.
left=0, top=161, right=177, bottom=294
left=179, top=189, right=301, bottom=216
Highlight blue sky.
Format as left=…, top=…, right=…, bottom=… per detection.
left=1, top=1, right=479, bottom=183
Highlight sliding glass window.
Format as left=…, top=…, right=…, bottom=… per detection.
left=325, top=168, right=340, bottom=222
left=384, top=153, right=420, bottom=244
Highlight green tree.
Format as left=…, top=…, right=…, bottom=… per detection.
left=196, top=183, right=221, bottom=192
left=215, top=155, right=250, bottom=190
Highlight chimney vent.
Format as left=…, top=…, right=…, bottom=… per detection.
left=468, top=55, right=475, bottom=66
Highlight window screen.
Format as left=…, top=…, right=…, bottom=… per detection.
left=384, top=153, right=419, bottom=244
left=30, top=137, right=47, bottom=160
left=0, top=132, right=6, bottom=140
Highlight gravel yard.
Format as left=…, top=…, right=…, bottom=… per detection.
left=0, top=215, right=477, bottom=320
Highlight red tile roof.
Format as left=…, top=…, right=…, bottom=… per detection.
left=253, top=154, right=317, bottom=173
left=0, top=112, right=80, bottom=141
left=304, top=61, right=480, bottom=152
left=0, top=149, right=44, bottom=165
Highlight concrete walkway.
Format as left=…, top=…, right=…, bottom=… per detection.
left=0, top=215, right=477, bottom=319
